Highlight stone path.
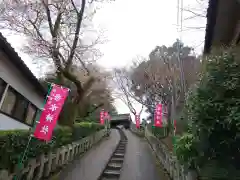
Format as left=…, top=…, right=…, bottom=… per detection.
left=120, top=129, right=169, bottom=180
left=59, top=129, right=120, bottom=180
left=59, top=128, right=168, bottom=180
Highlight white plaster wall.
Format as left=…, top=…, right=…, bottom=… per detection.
left=0, top=113, right=30, bottom=130
left=0, top=50, right=44, bottom=130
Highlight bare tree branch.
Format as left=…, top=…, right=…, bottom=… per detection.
left=182, top=8, right=206, bottom=18
left=66, top=0, right=86, bottom=70
left=0, top=0, right=109, bottom=125
left=41, top=0, right=54, bottom=35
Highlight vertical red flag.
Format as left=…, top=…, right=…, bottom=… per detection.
left=105, top=112, right=110, bottom=121
left=104, top=112, right=108, bottom=119
left=104, top=111, right=110, bottom=122
left=173, top=119, right=177, bottom=135
left=100, top=109, right=105, bottom=125
left=154, top=103, right=162, bottom=127
left=135, top=114, right=140, bottom=128
left=34, top=84, right=69, bottom=141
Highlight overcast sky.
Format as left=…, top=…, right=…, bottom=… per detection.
left=93, top=0, right=207, bottom=117
left=1, top=0, right=207, bottom=119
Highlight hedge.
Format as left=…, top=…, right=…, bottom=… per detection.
left=0, top=122, right=104, bottom=171
left=151, top=126, right=168, bottom=138
left=72, top=122, right=104, bottom=141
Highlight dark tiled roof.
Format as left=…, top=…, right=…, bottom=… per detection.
left=203, top=0, right=219, bottom=54
left=0, top=32, right=47, bottom=96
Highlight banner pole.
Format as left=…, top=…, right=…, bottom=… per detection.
left=14, top=83, right=53, bottom=180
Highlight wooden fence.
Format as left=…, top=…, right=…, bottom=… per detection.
left=0, top=129, right=107, bottom=180
left=130, top=124, right=197, bottom=180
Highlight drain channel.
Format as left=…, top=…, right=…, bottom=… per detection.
left=97, top=127, right=127, bottom=180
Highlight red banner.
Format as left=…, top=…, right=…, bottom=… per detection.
left=105, top=112, right=111, bottom=121
left=34, top=84, right=69, bottom=141
left=135, top=114, right=140, bottom=128
left=104, top=112, right=109, bottom=120
left=154, top=103, right=162, bottom=127
left=174, top=119, right=177, bottom=135
left=100, top=109, right=105, bottom=125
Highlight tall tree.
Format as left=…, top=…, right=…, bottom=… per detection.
left=129, top=41, right=201, bottom=132
left=40, top=64, right=114, bottom=125
left=0, top=0, right=111, bottom=125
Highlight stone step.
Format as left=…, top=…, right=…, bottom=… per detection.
left=110, top=157, right=124, bottom=163
left=102, top=169, right=121, bottom=178
left=106, top=163, right=122, bottom=170
left=113, top=153, right=125, bottom=158
left=101, top=178, right=118, bottom=180
left=118, top=145, right=126, bottom=149
left=115, top=150, right=125, bottom=154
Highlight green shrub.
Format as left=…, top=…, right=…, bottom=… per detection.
left=0, top=122, right=103, bottom=171
left=152, top=126, right=168, bottom=138
left=72, top=122, right=104, bottom=141
left=175, top=133, right=198, bottom=169
left=0, top=126, right=72, bottom=171
left=178, top=49, right=240, bottom=169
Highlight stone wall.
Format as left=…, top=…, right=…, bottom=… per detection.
left=130, top=125, right=197, bottom=180
left=0, top=129, right=107, bottom=180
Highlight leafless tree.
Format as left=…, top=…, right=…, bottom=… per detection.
left=129, top=42, right=201, bottom=126
left=112, top=68, right=144, bottom=116
left=0, top=0, right=111, bottom=124
left=181, top=0, right=208, bottom=31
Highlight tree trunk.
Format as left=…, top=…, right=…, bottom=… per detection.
left=55, top=71, right=64, bottom=85
left=67, top=77, right=96, bottom=125
left=58, top=87, right=85, bottom=127
left=67, top=89, right=84, bottom=126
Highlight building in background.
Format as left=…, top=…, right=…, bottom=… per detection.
left=110, top=113, right=131, bottom=129
left=0, top=33, right=46, bottom=130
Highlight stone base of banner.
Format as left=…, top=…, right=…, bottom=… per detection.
left=0, top=130, right=107, bottom=180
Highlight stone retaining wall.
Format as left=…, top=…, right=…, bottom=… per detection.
left=0, top=129, right=107, bottom=180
